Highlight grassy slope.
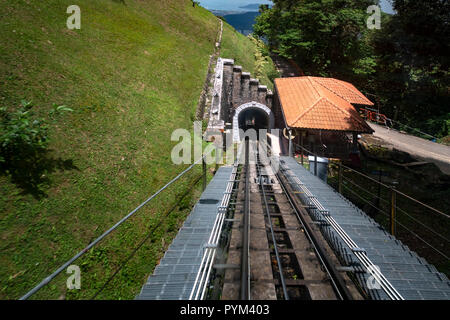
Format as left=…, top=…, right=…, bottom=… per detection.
left=0, top=0, right=219, bottom=300
left=0, top=0, right=276, bottom=300
left=221, top=22, right=277, bottom=90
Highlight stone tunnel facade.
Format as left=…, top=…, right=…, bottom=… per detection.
left=205, top=58, right=275, bottom=144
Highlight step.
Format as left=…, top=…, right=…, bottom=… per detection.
left=257, top=85, right=268, bottom=105
left=232, top=66, right=242, bottom=109
left=266, top=90, right=273, bottom=109
left=158, top=256, right=203, bottom=266
left=240, top=72, right=251, bottom=106
left=249, top=78, right=259, bottom=101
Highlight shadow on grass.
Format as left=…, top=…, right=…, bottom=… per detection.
left=1, top=150, right=79, bottom=199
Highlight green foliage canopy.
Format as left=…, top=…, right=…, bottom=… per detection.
left=254, top=0, right=377, bottom=79
left=254, top=0, right=450, bottom=138
left=371, top=0, right=450, bottom=137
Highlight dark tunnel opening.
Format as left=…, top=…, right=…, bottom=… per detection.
left=238, top=108, right=269, bottom=139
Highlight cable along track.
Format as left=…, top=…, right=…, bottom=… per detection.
left=211, top=139, right=355, bottom=300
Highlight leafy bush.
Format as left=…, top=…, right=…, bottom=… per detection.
left=0, top=100, right=49, bottom=166
left=425, top=115, right=449, bottom=139
left=0, top=100, right=72, bottom=170
left=267, top=69, right=281, bottom=83
left=248, top=35, right=276, bottom=81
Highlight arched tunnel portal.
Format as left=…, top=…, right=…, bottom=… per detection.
left=233, top=102, right=274, bottom=142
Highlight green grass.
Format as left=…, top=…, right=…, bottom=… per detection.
left=221, top=22, right=277, bottom=90
left=0, top=0, right=276, bottom=300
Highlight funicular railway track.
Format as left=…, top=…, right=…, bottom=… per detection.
left=216, top=138, right=359, bottom=300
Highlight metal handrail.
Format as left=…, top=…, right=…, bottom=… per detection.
left=360, top=108, right=438, bottom=141
left=283, top=169, right=404, bottom=300
left=20, top=155, right=207, bottom=300
left=189, top=145, right=243, bottom=300
left=327, top=161, right=450, bottom=220
left=263, top=141, right=403, bottom=299
left=296, top=142, right=449, bottom=220
left=341, top=177, right=450, bottom=243
left=293, top=143, right=449, bottom=278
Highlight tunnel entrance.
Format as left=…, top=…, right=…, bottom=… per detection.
left=233, top=101, right=274, bottom=142
left=238, top=107, right=269, bottom=132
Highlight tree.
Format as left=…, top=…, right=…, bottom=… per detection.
left=254, top=0, right=377, bottom=81
left=255, top=0, right=450, bottom=137
left=372, top=0, right=450, bottom=137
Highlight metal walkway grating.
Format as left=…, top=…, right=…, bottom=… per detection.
left=136, top=166, right=234, bottom=300
left=280, top=156, right=450, bottom=300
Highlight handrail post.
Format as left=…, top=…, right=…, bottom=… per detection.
left=202, top=157, right=207, bottom=191
left=390, top=187, right=396, bottom=236
left=288, top=129, right=293, bottom=157
left=314, top=154, right=318, bottom=176
left=338, top=162, right=343, bottom=194
left=300, top=134, right=304, bottom=166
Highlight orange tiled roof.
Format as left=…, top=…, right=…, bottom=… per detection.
left=275, top=77, right=374, bottom=133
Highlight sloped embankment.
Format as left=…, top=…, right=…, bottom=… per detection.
left=0, top=0, right=275, bottom=299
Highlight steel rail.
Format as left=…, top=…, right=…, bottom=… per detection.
left=260, top=139, right=352, bottom=300
left=191, top=166, right=236, bottom=300
left=197, top=144, right=248, bottom=299
left=275, top=167, right=353, bottom=300
left=189, top=146, right=243, bottom=300
left=255, top=142, right=290, bottom=300
left=191, top=172, right=233, bottom=300
left=284, top=170, right=404, bottom=300
left=20, top=155, right=206, bottom=300
left=262, top=140, right=404, bottom=299
left=240, top=137, right=251, bottom=300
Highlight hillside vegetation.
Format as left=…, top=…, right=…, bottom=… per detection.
left=255, top=0, right=449, bottom=140
left=221, top=23, right=278, bottom=90
left=0, top=0, right=276, bottom=299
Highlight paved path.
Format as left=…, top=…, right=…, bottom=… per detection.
left=271, top=53, right=303, bottom=78
left=368, top=123, right=450, bottom=175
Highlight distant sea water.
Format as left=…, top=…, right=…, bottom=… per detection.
left=198, top=0, right=272, bottom=12
left=198, top=0, right=394, bottom=14
left=198, top=0, right=395, bottom=36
